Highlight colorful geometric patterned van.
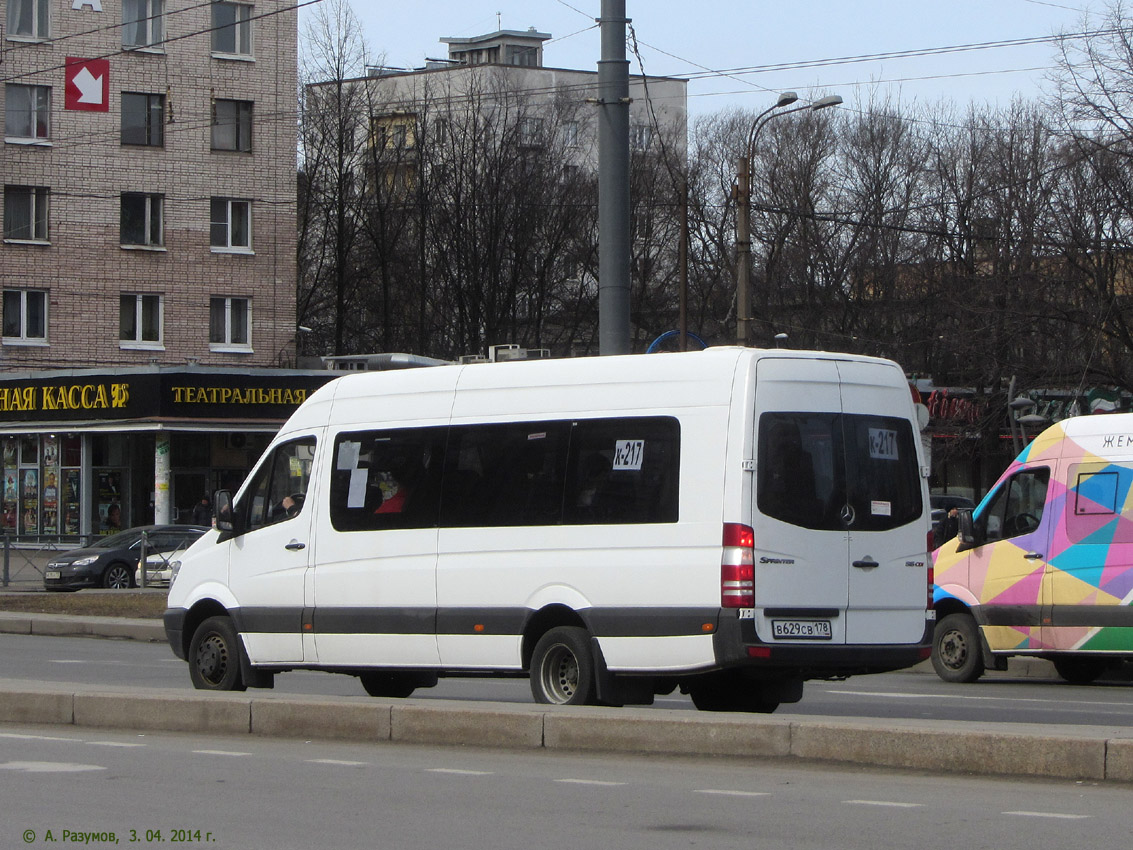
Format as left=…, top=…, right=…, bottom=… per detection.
left=932, top=413, right=1133, bottom=683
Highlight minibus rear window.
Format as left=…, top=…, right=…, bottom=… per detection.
left=758, top=412, right=922, bottom=531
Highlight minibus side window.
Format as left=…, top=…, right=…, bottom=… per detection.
left=441, top=421, right=570, bottom=527
left=328, top=428, right=445, bottom=531
left=1066, top=463, right=1133, bottom=543
left=242, top=437, right=317, bottom=533
left=978, top=467, right=1050, bottom=543
left=563, top=417, right=680, bottom=525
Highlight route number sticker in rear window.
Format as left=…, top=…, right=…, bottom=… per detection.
left=612, top=439, right=645, bottom=470
left=868, top=428, right=899, bottom=461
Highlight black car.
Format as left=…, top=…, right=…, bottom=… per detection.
left=43, top=525, right=208, bottom=591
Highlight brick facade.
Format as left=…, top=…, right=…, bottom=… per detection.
left=1, top=1, right=298, bottom=372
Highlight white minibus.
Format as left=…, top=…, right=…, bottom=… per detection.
left=165, top=348, right=933, bottom=712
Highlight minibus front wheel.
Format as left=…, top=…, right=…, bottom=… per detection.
left=931, top=612, right=985, bottom=683
left=530, top=626, right=596, bottom=705
left=188, top=616, right=246, bottom=691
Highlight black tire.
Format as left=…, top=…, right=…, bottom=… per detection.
left=1052, top=657, right=1109, bottom=685
left=931, top=612, right=985, bottom=683
left=188, top=616, right=246, bottom=691
left=359, top=671, right=437, bottom=698
left=102, top=561, right=134, bottom=589
left=530, top=626, right=596, bottom=705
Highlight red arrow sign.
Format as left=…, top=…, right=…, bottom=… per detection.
left=65, top=57, right=110, bottom=112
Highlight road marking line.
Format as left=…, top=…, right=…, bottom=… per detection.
left=555, top=779, right=626, bottom=786
left=0, top=733, right=76, bottom=743
left=86, top=741, right=146, bottom=748
left=696, top=789, right=771, bottom=798
left=1003, top=811, right=1090, bottom=820
left=824, top=689, right=1125, bottom=708
left=844, top=800, right=924, bottom=808
left=0, top=761, right=106, bottom=773
left=307, top=759, right=369, bottom=767
left=427, top=768, right=493, bottom=776
left=192, top=750, right=251, bottom=757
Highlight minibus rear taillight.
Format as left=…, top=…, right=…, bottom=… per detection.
left=927, top=531, right=935, bottom=611
left=721, top=523, right=755, bottom=608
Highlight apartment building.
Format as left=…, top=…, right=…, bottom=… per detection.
left=0, top=1, right=328, bottom=540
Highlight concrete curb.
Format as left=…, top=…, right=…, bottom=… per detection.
left=1, top=684, right=1131, bottom=783
left=0, top=612, right=166, bottom=642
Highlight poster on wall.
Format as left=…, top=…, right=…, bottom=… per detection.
left=42, top=469, right=59, bottom=534
left=22, top=469, right=39, bottom=534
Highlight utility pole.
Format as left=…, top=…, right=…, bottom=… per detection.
left=597, top=0, right=631, bottom=355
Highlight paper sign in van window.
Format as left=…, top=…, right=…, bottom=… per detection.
left=871, top=500, right=892, bottom=517
left=613, top=439, right=645, bottom=471
left=337, top=441, right=361, bottom=471
left=347, top=469, right=368, bottom=508
left=868, top=428, right=899, bottom=461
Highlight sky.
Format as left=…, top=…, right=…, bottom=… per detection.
left=302, top=0, right=1111, bottom=118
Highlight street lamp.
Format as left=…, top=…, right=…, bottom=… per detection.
left=735, top=93, right=843, bottom=346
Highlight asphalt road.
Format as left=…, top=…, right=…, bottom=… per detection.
left=2, top=632, right=1131, bottom=726
left=1, top=722, right=1129, bottom=850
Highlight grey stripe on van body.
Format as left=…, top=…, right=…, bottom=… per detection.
left=975, top=604, right=1133, bottom=629
left=231, top=606, right=720, bottom=638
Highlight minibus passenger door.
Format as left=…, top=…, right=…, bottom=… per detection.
left=226, top=435, right=319, bottom=664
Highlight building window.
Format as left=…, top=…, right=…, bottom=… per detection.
left=630, top=123, right=653, bottom=151
left=120, top=193, right=163, bottom=247
left=3, top=185, right=49, bottom=242
left=119, top=293, right=163, bottom=346
left=518, top=117, right=544, bottom=149
left=211, top=99, right=252, bottom=151
left=210, top=296, right=251, bottom=349
left=2, top=289, right=47, bottom=343
left=121, top=92, right=164, bottom=146
left=209, top=198, right=251, bottom=251
left=562, top=121, right=579, bottom=148
left=5, top=84, right=51, bottom=141
left=122, top=0, right=163, bottom=49
left=211, top=2, right=252, bottom=57
left=6, top=0, right=50, bottom=40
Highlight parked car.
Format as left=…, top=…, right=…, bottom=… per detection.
left=135, top=543, right=197, bottom=588
left=44, top=525, right=208, bottom=591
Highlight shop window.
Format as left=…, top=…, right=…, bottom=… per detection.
left=212, top=2, right=253, bottom=57
left=210, top=198, right=251, bottom=251
left=119, top=293, right=164, bottom=347
left=2, top=289, right=47, bottom=343
left=209, top=296, right=251, bottom=350
left=211, top=99, right=253, bottom=151
left=7, top=0, right=50, bottom=40
left=5, top=84, right=50, bottom=141
left=123, top=0, right=163, bottom=49
left=4, top=186, right=49, bottom=242
left=121, top=93, right=165, bottom=146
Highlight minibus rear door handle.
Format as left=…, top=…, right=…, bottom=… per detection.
left=285, top=540, right=306, bottom=551
left=852, top=558, right=879, bottom=569
left=1023, top=551, right=1044, bottom=560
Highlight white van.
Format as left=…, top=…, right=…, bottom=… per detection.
left=164, top=348, right=933, bottom=712
left=933, top=413, right=1133, bottom=684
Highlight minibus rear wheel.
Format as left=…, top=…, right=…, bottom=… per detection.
left=188, top=616, right=246, bottom=691
left=530, top=626, right=596, bottom=705
left=931, top=613, right=985, bottom=683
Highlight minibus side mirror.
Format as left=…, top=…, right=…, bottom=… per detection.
left=956, top=508, right=978, bottom=551
left=213, top=490, right=239, bottom=537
